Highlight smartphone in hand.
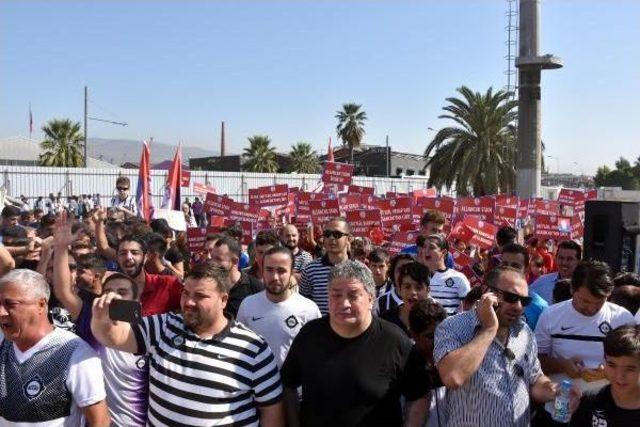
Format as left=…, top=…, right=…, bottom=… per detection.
left=109, top=300, right=142, bottom=323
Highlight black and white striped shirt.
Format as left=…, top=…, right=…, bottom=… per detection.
left=292, top=248, right=313, bottom=273
left=133, top=312, right=282, bottom=427
left=299, top=256, right=347, bottom=315
left=429, top=268, right=471, bottom=316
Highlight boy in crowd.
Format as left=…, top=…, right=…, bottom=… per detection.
left=570, top=324, right=640, bottom=426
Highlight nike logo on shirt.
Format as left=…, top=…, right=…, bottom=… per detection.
left=252, top=316, right=264, bottom=321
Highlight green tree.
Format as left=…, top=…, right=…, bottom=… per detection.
left=335, top=103, right=367, bottom=164
left=243, top=135, right=279, bottom=173
left=289, top=142, right=320, bottom=173
left=424, top=86, right=517, bottom=196
left=594, top=157, right=640, bottom=190
left=39, top=119, right=85, bottom=167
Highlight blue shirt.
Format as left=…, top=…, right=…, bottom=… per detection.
left=523, top=291, right=548, bottom=331
left=529, top=272, right=560, bottom=305
left=434, top=310, right=542, bottom=427
left=238, top=251, right=250, bottom=270
left=401, top=244, right=454, bottom=269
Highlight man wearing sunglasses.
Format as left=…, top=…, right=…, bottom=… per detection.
left=500, top=243, right=548, bottom=331
left=299, top=217, right=352, bottom=315
left=434, top=266, right=572, bottom=427
left=109, top=176, right=138, bottom=218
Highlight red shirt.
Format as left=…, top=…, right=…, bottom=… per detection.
left=139, top=272, right=183, bottom=316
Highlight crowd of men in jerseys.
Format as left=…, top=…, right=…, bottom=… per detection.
left=1, top=177, right=640, bottom=426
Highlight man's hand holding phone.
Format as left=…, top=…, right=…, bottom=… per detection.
left=477, top=292, right=499, bottom=334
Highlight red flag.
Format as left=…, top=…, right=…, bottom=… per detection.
left=135, top=139, right=154, bottom=222
left=327, top=137, right=334, bottom=162
left=161, top=146, right=182, bottom=210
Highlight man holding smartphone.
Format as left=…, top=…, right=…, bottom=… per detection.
left=434, top=266, right=578, bottom=427
left=91, top=263, right=284, bottom=427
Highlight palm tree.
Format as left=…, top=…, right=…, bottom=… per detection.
left=39, top=119, right=85, bottom=167
left=424, top=86, right=517, bottom=196
left=289, top=142, right=320, bottom=173
left=243, top=135, right=279, bottom=173
left=335, top=103, right=367, bottom=164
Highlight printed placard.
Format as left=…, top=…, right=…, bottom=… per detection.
left=322, top=162, right=354, bottom=186
left=462, top=216, right=499, bottom=249
left=494, top=205, right=518, bottom=227
left=558, top=188, right=585, bottom=206
left=534, top=215, right=571, bottom=241
left=309, top=199, right=341, bottom=226
left=338, top=194, right=362, bottom=213
left=204, top=193, right=232, bottom=217
left=456, top=197, right=495, bottom=223
left=377, top=197, right=414, bottom=230
left=534, top=200, right=561, bottom=217
left=228, top=201, right=261, bottom=223
left=193, top=182, right=217, bottom=195
left=223, top=218, right=253, bottom=245
left=412, top=188, right=438, bottom=200
left=186, top=227, right=207, bottom=252
left=347, top=185, right=375, bottom=195
left=494, top=195, right=519, bottom=208
left=387, top=230, right=420, bottom=256
left=345, top=209, right=383, bottom=238
left=248, top=184, right=289, bottom=208
left=417, top=197, right=455, bottom=224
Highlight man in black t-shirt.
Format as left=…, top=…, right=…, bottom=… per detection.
left=281, top=260, right=430, bottom=427
left=570, top=324, right=640, bottom=426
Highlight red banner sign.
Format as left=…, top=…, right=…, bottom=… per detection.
left=322, top=162, right=354, bottom=186
left=248, top=184, right=289, bottom=208
left=450, top=249, right=475, bottom=269
left=181, top=170, right=191, bottom=187
left=387, top=230, right=420, bottom=256
left=338, top=194, right=362, bottom=212
left=494, top=205, right=518, bottom=227
left=193, top=182, right=216, bottom=195
left=456, top=197, right=495, bottom=223
left=309, top=199, right=341, bottom=226
left=228, top=201, right=261, bottom=223
left=534, top=215, right=572, bottom=241
left=345, top=209, right=383, bottom=238
left=417, top=197, right=455, bottom=224
left=186, top=227, right=207, bottom=252
left=204, top=194, right=233, bottom=217
left=462, top=216, right=498, bottom=249
left=534, top=200, right=561, bottom=217
left=347, top=185, right=375, bottom=195
left=378, top=197, right=413, bottom=230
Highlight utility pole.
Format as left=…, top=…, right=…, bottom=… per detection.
left=84, top=86, right=88, bottom=167
left=515, top=0, right=562, bottom=198
left=83, top=86, right=127, bottom=168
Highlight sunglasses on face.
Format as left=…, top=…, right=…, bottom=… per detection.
left=323, top=229, right=349, bottom=239
left=489, top=286, right=532, bottom=307
left=117, top=187, right=129, bottom=191
left=68, top=264, right=77, bottom=270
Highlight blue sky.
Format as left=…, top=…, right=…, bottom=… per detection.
left=1, top=1, right=638, bottom=174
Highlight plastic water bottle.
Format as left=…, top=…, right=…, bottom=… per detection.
left=552, top=379, right=572, bottom=423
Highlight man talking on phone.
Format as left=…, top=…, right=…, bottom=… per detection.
left=433, top=266, right=580, bottom=427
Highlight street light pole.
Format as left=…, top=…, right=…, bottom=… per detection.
left=84, top=86, right=88, bottom=167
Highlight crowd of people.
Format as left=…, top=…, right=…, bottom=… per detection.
left=0, top=177, right=639, bottom=426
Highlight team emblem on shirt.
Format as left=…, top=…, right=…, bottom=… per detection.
left=136, top=358, right=147, bottom=369
left=285, top=315, right=299, bottom=329
left=598, top=321, right=612, bottom=335
left=445, top=278, right=455, bottom=287
left=23, top=376, right=45, bottom=400
left=172, top=335, right=185, bottom=347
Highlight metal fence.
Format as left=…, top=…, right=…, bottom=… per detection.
left=0, top=166, right=433, bottom=206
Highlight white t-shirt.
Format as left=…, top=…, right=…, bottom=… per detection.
left=429, top=268, right=471, bottom=315
left=237, top=291, right=321, bottom=367
left=98, top=347, right=148, bottom=426
left=535, top=299, right=635, bottom=369
left=0, top=329, right=106, bottom=427
left=635, top=308, right=640, bottom=324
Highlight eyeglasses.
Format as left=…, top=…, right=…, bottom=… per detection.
left=323, top=229, right=349, bottom=239
left=117, top=187, right=129, bottom=191
left=489, top=286, right=532, bottom=307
